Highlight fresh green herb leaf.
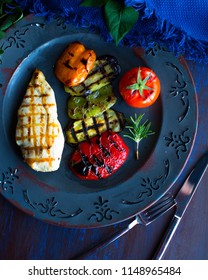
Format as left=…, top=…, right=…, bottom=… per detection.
left=0, top=6, right=3, bottom=16
left=0, top=2, right=23, bottom=32
left=0, top=30, right=5, bottom=39
left=104, top=0, right=139, bottom=45
left=0, top=1, right=24, bottom=58
left=123, top=114, right=154, bottom=160
left=81, top=0, right=108, bottom=7
left=0, top=13, right=20, bottom=31
left=0, top=13, right=7, bottom=20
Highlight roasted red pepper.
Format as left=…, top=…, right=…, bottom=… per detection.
left=69, top=131, right=129, bottom=180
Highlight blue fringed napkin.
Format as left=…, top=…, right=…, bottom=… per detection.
left=15, top=0, right=208, bottom=63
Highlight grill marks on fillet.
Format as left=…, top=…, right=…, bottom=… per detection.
left=16, top=70, right=64, bottom=170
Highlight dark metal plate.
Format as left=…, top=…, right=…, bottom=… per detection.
left=0, top=15, right=197, bottom=228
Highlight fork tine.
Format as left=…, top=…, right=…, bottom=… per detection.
left=145, top=194, right=174, bottom=217
left=139, top=193, right=176, bottom=224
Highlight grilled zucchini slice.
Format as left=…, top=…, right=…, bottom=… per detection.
left=67, top=84, right=116, bottom=119
left=66, top=109, right=125, bottom=144
left=64, top=55, right=121, bottom=96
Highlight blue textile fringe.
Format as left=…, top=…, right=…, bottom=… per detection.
left=15, top=0, right=208, bottom=63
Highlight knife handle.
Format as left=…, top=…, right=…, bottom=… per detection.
left=152, top=216, right=180, bottom=260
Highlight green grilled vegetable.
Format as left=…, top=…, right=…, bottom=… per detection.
left=64, top=55, right=121, bottom=96
left=66, top=109, right=125, bottom=144
left=67, top=85, right=117, bottom=119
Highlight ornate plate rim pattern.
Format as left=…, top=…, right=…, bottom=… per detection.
left=0, top=15, right=198, bottom=228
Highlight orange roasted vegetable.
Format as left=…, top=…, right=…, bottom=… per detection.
left=54, top=42, right=96, bottom=87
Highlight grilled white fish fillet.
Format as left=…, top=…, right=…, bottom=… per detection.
left=16, top=69, right=64, bottom=172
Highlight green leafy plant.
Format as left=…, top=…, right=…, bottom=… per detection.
left=81, top=0, right=139, bottom=45
left=81, top=0, right=109, bottom=7
left=123, top=114, right=155, bottom=160
left=0, top=0, right=23, bottom=53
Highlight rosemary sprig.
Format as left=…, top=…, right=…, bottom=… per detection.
left=123, top=113, right=155, bottom=160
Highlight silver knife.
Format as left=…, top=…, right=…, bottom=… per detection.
left=153, top=152, right=208, bottom=260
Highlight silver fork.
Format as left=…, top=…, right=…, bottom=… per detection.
left=75, top=193, right=176, bottom=259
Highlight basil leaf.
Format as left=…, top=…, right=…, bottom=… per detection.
left=0, top=14, right=7, bottom=20
left=0, top=16, right=13, bottom=31
left=0, top=7, right=23, bottom=31
left=104, top=0, right=139, bottom=45
left=0, top=30, right=5, bottom=39
left=81, top=0, right=108, bottom=7
left=0, top=2, right=4, bottom=15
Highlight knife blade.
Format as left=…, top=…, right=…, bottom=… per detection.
left=153, top=152, right=208, bottom=260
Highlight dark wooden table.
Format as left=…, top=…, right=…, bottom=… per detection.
left=1, top=57, right=208, bottom=260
